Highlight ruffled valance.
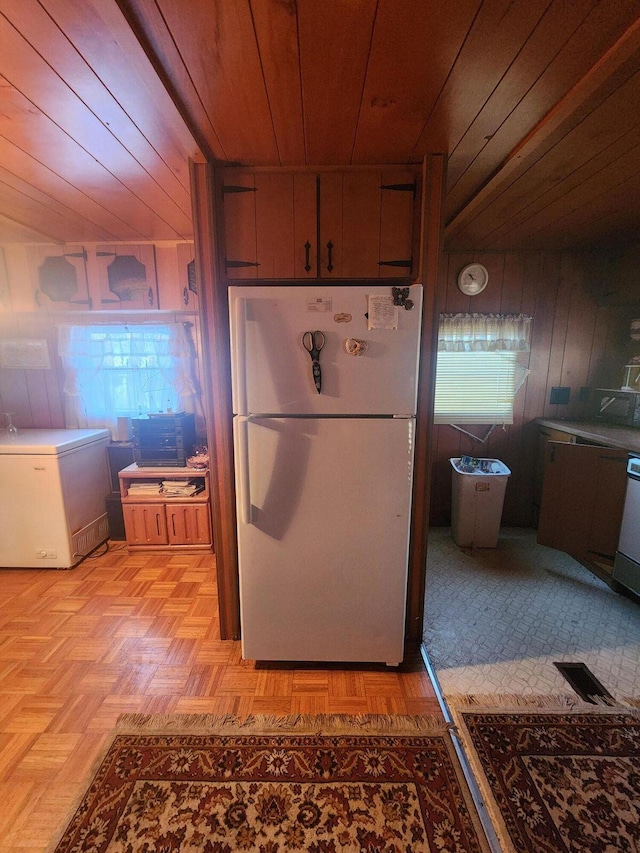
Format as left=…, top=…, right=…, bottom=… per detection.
left=438, top=313, right=532, bottom=352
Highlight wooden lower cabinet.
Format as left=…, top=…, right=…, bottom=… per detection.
left=166, top=503, right=212, bottom=545
left=537, top=441, right=627, bottom=580
left=119, top=463, right=212, bottom=553
left=533, top=427, right=576, bottom=524
left=123, top=504, right=168, bottom=545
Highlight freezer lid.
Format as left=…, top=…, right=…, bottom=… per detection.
left=0, top=428, right=110, bottom=454
left=229, top=284, right=423, bottom=416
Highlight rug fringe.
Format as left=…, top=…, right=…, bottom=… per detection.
left=115, top=712, right=452, bottom=737
left=445, top=692, right=640, bottom=714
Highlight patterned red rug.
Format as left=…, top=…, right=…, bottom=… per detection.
left=51, top=715, right=490, bottom=852
left=454, top=700, right=640, bottom=853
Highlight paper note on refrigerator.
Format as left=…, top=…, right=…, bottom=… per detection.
left=367, top=295, right=398, bottom=330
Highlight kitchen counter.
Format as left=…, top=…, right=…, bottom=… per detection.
left=535, top=418, right=640, bottom=453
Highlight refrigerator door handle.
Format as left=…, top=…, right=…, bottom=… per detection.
left=231, top=297, right=248, bottom=416
left=236, top=417, right=253, bottom=525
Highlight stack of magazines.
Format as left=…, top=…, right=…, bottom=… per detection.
left=127, top=481, right=162, bottom=496
left=160, top=478, right=204, bottom=497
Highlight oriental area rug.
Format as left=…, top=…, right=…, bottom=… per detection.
left=451, top=697, right=640, bottom=853
left=51, top=714, right=491, bottom=853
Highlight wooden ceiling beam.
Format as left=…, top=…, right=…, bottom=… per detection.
left=0, top=212, right=58, bottom=243
left=445, top=13, right=640, bottom=246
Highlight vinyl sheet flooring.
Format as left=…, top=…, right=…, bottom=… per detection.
left=422, top=527, right=640, bottom=703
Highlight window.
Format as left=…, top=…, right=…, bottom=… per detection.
left=57, top=324, right=198, bottom=437
left=434, top=313, right=531, bottom=426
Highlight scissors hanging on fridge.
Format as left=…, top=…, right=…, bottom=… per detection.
left=302, top=330, right=325, bottom=394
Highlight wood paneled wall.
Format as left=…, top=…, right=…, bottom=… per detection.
left=0, top=246, right=629, bottom=531
left=0, top=310, right=205, bottom=434
left=429, top=251, right=627, bottom=527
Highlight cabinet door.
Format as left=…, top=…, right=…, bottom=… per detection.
left=123, top=504, right=168, bottom=545
left=537, top=442, right=627, bottom=568
left=319, top=171, right=416, bottom=278
left=222, top=168, right=417, bottom=280
left=88, top=244, right=159, bottom=309
left=154, top=242, right=199, bottom=311
left=223, top=171, right=316, bottom=279
left=166, top=503, right=212, bottom=545
left=27, top=245, right=92, bottom=311
left=533, top=428, right=576, bottom=523
left=0, top=247, right=11, bottom=311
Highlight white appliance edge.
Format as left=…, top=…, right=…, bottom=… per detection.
left=0, top=429, right=111, bottom=568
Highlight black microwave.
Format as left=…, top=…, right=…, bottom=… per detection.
left=592, top=389, right=640, bottom=427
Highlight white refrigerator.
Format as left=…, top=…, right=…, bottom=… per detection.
left=229, top=284, right=423, bottom=666
left=0, top=428, right=111, bottom=568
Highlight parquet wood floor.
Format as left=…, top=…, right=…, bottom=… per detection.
left=0, top=543, right=440, bottom=853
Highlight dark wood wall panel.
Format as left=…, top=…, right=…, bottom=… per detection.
left=429, top=250, right=623, bottom=528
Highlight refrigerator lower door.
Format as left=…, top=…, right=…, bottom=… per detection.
left=234, top=416, right=415, bottom=665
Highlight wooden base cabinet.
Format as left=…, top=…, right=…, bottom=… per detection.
left=166, top=503, right=212, bottom=545
left=537, top=441, right=627, bottom=580
left=119, top=464, right=212, bottom=553
left=122, top=504, right=168, bottom=546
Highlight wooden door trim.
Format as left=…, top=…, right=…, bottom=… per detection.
left=194, top=157, right=447, bottom=648
left=191, top=160, right=240, bottom=640
left=406, top=153, right=447, bottom=644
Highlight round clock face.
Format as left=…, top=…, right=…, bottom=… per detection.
left=457, top=263, right=489, bottom=296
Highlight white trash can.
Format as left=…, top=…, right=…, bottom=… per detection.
left=449, top=457, right=511, bottom=548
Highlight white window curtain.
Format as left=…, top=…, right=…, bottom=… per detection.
left=434, top=313, right=532, bottom=426
left=438, top=313, right=532, bottom=353
left=57, top=324, right=198, bottom=437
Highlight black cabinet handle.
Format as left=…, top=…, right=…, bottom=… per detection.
left=304, top=241, right=311, bottom=273
left=326, top=240, right=334, bottom=273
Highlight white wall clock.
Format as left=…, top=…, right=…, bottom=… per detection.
left=457, top=262, right=489, bottom=296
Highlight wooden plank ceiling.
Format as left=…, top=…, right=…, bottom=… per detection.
left=0, top=0, right=639, bottom=252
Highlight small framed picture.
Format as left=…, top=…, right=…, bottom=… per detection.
left=0, top=338, right=51, bottom=370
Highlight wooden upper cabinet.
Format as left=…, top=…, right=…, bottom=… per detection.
left=319, top=170, right=416, bottom=278
left=86, top=244, right=159, bottom=310
left=6, top=242, right=196, bottom=313
left=154, top=242, right=199, bottom=311
left=223, top=171, right=316, bottom=279
left=0, top=247, right=9, bottom=311
left=222, top=168, right=418, bottom=280
left=537, top=441, right=628, bottom=572
left=26, top=244, right=92, bottom=311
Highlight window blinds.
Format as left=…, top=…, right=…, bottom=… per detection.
left=433, top=351, right=518, bottom=425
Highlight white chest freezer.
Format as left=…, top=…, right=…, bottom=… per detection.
left=0, top=429, right=111, bottom=568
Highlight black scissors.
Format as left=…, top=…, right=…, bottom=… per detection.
left=302, top=330, right=325, bottom=394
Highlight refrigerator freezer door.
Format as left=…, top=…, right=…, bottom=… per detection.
left=234, top=416, right=415, bottom=664
left=230, top=285, right=422, bottom=416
